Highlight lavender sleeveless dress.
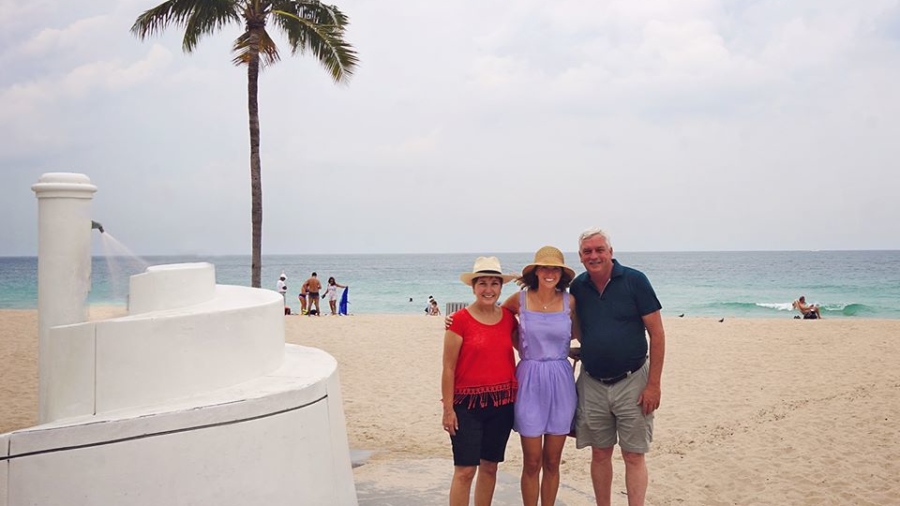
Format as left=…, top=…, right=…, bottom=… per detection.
left=513, top=290, right=577, bottom=437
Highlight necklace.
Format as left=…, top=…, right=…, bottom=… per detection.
left=533, top=291, right=557, bottom=310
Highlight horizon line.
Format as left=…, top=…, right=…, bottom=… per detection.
left=2, top=248, right=900, bottom=259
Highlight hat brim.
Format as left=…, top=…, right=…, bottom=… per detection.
left=522, top=263, right=576, bottom=280
left=460, top=272, right=517, bottom=285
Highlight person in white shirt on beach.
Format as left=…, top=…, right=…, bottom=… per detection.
left=276, top=273, right=287, bottom=306
left=324, top=276, right=348, bottom=315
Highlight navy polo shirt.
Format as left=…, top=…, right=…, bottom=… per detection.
left=570, top=259, right=661, bottom=379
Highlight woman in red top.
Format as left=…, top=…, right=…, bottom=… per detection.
left=442, top=256, right=518, bottom=506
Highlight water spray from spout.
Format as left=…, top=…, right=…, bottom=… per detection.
left=92, top=220, right=105, bottom=234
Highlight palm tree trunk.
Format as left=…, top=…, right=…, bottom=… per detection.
left=248, top=28, right=263, bottom=288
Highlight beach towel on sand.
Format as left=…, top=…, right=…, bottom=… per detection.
left=339, top=288, right=349, bottom=315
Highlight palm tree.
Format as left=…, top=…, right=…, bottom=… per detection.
left=132, top=1, right=358, bottom=287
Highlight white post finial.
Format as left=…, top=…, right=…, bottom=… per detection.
left=32, top=172, right=98, bottom=422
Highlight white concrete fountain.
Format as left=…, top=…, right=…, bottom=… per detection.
left=0, top=173, right=358, bottom=505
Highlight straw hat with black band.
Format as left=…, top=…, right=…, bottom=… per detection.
left=459, top=256, right=517, bottom=285
left=521, top=246, right=576, bottom=279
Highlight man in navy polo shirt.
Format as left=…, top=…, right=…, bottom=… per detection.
left=570, top=227, right=666, bottom=506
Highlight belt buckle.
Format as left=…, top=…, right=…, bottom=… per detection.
left=599, top=372, right=625, bottom=385
left=595, top=358, right=645, bottom=385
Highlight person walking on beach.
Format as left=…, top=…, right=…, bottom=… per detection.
left=570, top=228, right=666, bottom=506
left=324, top=277, right=348, bottom=316
left=304, top=272, right=322, bottom=316
left=442, top=257, right=518, bottom=506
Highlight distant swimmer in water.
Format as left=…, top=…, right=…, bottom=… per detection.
left=792, top=296, right=822, bottom=319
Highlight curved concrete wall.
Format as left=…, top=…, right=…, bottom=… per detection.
left=44, top=265, right=285, bottom=422
left=128, top=262, right=217, bottom=314
left=3, top=346, right=357, bottom=506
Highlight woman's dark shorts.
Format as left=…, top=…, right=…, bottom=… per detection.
left=450, top=402, right=514, bottom=466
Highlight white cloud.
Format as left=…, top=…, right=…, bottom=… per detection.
left=0, top=1, right=55, bottom=32
left=61, top=44, right=173, bottom=95
left=0, top=44, right=174, bottom=158
left=21, top=15, right=112, bottom=56
left=379, top=128, right=443, bottom=158
left=639, top=19, right=730, bottom=72
left=468, top=55, right=539, bottom=90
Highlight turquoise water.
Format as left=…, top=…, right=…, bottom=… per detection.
left=1, top=251, right=899, bottom=318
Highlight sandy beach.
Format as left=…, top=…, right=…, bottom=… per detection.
left=2, top=310, right=899, bottom=505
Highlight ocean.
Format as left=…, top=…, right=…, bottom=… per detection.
left=1, top=250, right=899, bottom=319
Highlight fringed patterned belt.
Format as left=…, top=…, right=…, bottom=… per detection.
left=453, top=382, right=517, bottom=409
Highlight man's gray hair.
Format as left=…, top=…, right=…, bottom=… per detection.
left=578, top=227, right=612, bottom=249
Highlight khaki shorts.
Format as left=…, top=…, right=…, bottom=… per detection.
left=574, top=361, right=653, bottom=453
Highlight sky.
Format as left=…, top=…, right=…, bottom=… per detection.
left=2, top=0, right=900, bottom=256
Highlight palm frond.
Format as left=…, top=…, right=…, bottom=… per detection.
left=273, top=0, right=350, bottom=27
left=232, top=29, right=281, bottom=67
left=131, top=0, right=241, bottom=53
left=270, top=2, right=358, bottom=83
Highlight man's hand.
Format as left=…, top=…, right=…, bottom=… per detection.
left=638, top=383, right=661, bottom=415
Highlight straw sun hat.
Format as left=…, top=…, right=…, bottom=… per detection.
left=459, top=256, right=517, bottom=285
left=521, top=246, right=576, bottom=279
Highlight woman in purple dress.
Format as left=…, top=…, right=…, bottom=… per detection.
left=504, top=246, right=578, bottom=506
left=445, top=246, right=579, bottom=505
